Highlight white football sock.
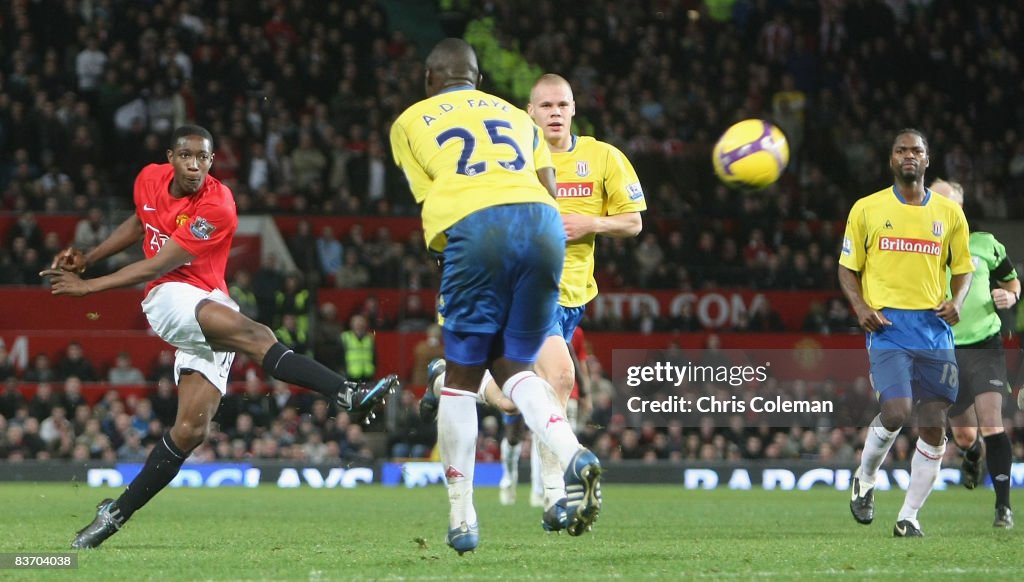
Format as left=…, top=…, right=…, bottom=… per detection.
left=539, top=439, right=565, bottom=509
left=477, top=370, right=494, bottom=405
left=530, top=437, right=544, bottom=499
left=898, top=438, right=945, bottom=523
left=439, top=391, right=478, bottom=529
left=859, top=414, right=899, bottom=487
left=500, top=437, right=521, bottom=488
left=502, top=371, right=580, bottom=468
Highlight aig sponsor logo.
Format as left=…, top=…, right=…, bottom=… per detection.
left=556, top=182, right=594, bottom=198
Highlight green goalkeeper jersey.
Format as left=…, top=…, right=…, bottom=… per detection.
left=950, top=231, right=1017, bottom=345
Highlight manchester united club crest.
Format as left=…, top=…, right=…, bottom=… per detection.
left=576, top=161, right=589, bottom=177
left=932, top=221, right=944, bottom=237
left=176, top=214, right=190, bottom=227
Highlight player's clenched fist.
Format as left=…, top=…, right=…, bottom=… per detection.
left=50, top=247, right=87, bottom=274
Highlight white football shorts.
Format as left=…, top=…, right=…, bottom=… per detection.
left=141, top=282, right=238, bottom=395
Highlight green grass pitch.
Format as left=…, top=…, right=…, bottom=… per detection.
left=0, top=483, right=1020, bottom=580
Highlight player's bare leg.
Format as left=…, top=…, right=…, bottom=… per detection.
left=196, top=300, right=395, bottom=422
left=72, top=372, right=220, bottom=548
left=951, top=404, right=983, bottom=489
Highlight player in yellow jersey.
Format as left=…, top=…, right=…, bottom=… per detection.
left=839, top=129, right=974, bottom=537
left=390, top=39, right=602, bottom=553
left=506, top=73, right=645, bottom=523
left=421, top=74, right=645, bottom=532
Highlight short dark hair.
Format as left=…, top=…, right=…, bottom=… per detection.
left=169, top=125, right=214, bottom=149
left=892, top=128, right=928, bottom=153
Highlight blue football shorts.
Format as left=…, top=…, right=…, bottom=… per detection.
left=438, top=203, right=565, bottom=366
left=866, top=308, right=958, bottom=403
left=548, top=304, right=586, bottom=343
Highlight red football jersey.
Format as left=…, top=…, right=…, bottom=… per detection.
left=133, top=164, right=237, bottom=295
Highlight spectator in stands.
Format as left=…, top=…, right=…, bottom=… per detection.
left=353, top=295, right=390, bottom=330
left=252, top=254, right=285, bottom=326
left=60, top=376, right=87, bottom=412
left=275, top=313, right=309, bottom=355
left=269, top=378, right=311, bottom=417
left=117, top=428, right=148, bottom=462
left=23, top=353, right=57, bottom=383
left=39, top=405, right=70, bottom=448
left=274, top=271, right=311, bottom=333
left=629, top=302, right=663, bottom=335
left=291, top=132, right=328, bottom=192
left=339, top=423, right=374, bottom=465
left=0, top=346, right=16, bottom=381
left=72, top=208, right=110, bottom=270
left=801, top=301, right=830, bottom=334
left=17, top=247, right=45, bottom=286
left=334, top=248, right=370, bottom=288
left=148, top=375, right=178, bottom=424
left=388, top=388, right=437, bottom=458
left=227, top=413, right=258, bottom=449
left=632, top=234, right=664, bottom=287
left=6, top=212, right=44, bottom=252
left=107, top=352, right=146, bottom=385
left=747, top=301, right=786, bottom=332
left=316, top=226, right=344, bottom=281
left=340, top=314, right=376, bottom=383
left=148, top=350, right=176, bottom=383
left=225, top=375, right=275, bottom=429
left=75, top=36, right=108, bottom=95
left=312, top=302, right=345, bottom=373
left=287, top=219, right=319, bottom=280
left=0, top=251, right=22, bottom=285
left=228, top=270, right=259, bottom=321
left=29, top=383, right=61, bottom=420
left=825, top=297, right=859, bottom=333
left=55, top=342, right=98, bottom=382
left=395, top=293, right=432, bottom=332
left=411, top=324, right=445, bottom=387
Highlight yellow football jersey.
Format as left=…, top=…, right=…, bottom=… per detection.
left=839, top=186, right=973, bottom=310
left=390, top=86, right=556, bottom=251
left=553, top=135, right=647, bottom=307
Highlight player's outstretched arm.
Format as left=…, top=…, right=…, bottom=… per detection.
left=562, top=211, right=642, bottom=241
left=50, top=215, right=145, bottom=274
left=42, top=238, right=194, bottom=297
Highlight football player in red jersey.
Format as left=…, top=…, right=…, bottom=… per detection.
left=42, top=125, right=396, bottom=549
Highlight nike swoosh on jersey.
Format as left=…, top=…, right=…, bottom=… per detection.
left=143, top=204, right=157, bottom=211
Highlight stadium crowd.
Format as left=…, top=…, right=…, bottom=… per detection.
left=4, top=354, right=1024, bottom=467
left=2, top=0, right=1024, bottom=465
left=4, top=1, right=1024, bottom=295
